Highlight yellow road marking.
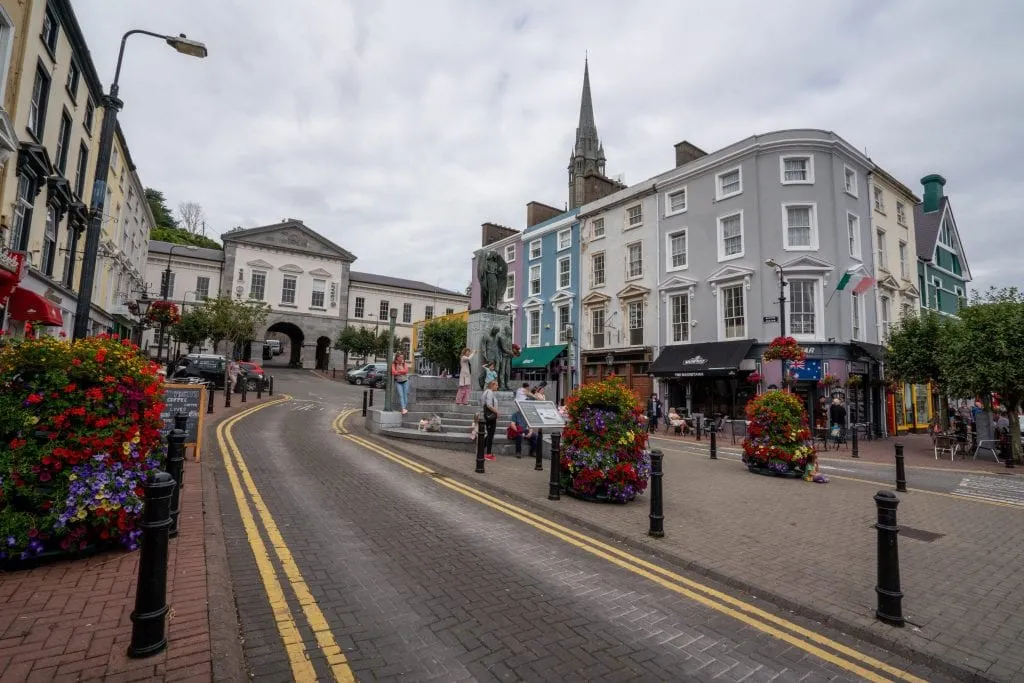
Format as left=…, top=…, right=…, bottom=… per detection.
left=339, top=416, right=926, bottom=683
left=222, top=401, right=355, bottom=682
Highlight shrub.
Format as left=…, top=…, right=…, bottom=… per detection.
left=0, top=334, right=165, bottom=562
left=561, top=376, right=650, bottom=502
left=742, top=389, right=815, bottom=475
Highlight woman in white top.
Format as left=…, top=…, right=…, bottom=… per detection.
left=456, top=347, right=474, bottom=405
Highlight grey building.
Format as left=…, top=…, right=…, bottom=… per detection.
left=646, top=130, right=884, bottom=428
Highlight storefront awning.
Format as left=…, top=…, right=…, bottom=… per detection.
left=512, top=344, right=566, bottom=369
left=649, top=339, right=755, bottom=377
left=7, top=287, right=63, bottom=326
left=852, top=342, right=887, bottom=362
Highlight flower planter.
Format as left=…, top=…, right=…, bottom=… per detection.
left=745, top=463, right=802, bottom=479
left=0, top=540, right=109, bottom=571
left=563, top=486, right=635, bottom=504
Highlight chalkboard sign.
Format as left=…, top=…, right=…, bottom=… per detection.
left=160, top=383, right=207, bottom=460
left=515, top=400, right=566, bottom=429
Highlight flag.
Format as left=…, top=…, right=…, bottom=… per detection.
left=835, top=272, right=853, bottom=290
left=852, top=275, right=876, bottom=294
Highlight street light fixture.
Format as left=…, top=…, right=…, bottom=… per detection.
left=764, top=259, right=787, bottom=337
left=156, top=245, right=198, bottom=361
left=72, top=30, right=208, bottom=340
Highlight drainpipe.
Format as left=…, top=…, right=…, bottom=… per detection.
left=652, top=184, right=660, bottom=397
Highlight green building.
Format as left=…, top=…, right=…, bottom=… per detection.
left=914, top=174, right=971, bottom=316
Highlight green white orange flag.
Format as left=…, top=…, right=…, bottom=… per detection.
left=835, top=272, right=875, bottom=293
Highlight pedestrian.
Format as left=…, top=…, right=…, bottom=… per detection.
left=646, top=393, right=662, bottom=432
left=456, top=347, right=474, bottom=405
left=227, top=359, right=240, bottom=394
left=829, top=397, right=846, bottom=445
left=392, top=351, right=410, bottom=414
left=482, top=379, right=499, bottom=460
left=802, top=452, right=829, bottom=483
left=512, top=382, right=539, bottom=456
left=484, top=361, right=497, bottom=388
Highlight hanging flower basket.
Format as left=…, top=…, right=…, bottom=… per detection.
left=846, top=375, right=863, bottom=388
left=762, top=337, right=806, bottom=363
left=746, top=372, right=764, bottom=384
left=147, top=301, right=180, bottom=327
left=817, top=374, right=839, bottom=389
left=742, top=389, right=815, bottom=477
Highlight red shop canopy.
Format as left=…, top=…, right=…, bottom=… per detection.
left=6, top=287, right=63, bottom=326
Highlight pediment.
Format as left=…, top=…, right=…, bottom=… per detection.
left=778, top=255, right=834, bottom=272
left=707, top=264, right=754, bottom=284
left=523, top=296, right=544, bottom=308
left=246, top=258, right=274, bottom=269
left=279, top=263, right=304, bottom=274
left=658, top=275, right=699, bottom=291
left=550, top=289, right=576, bottom=302
left=901, top=283, right=920, bottom=297
left=223, top=220, right=356, bottom=263
left=308, top=268, right=333, bottom=278
left=582, top=291, right=611, bottom=306
left=878, top=275, right=901, bottom=290
left=616, top=284, right=651, bottom=300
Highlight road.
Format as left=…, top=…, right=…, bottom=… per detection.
left=213, top=369, right=947, bottom=681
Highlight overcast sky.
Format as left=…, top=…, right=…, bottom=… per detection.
left=75, top=0, right=1023, bottom=295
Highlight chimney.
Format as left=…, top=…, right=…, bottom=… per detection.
left=921, top=174, right=946, bottom=213
left=674, top=141, right=707, bottom=168
left=481, top=222, right=518, bottom=247
left=526, top=201, right=562, bottom=228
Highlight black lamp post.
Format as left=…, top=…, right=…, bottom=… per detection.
left=72, top=30, right=207, bottom=341
left=156, top=245, right=197, bottom=361
left=764, top=259, right=787, bottom=337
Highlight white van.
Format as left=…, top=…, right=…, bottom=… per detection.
left=264, top=339, right=282, bottom=356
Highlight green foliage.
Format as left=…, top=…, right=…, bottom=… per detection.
left=742, top=390, right=815, bottom=472
left=422, top=317, right=467, bottom=374
left=886, top=312, right=947, bottom=386
left=150, top=226, right=221, bottom=250
left=145, top=188, right=178, bottom=228
left=171, top=307, right=214, bottom=352
left=200, top=297, right=270, bottom=356
left=334, top=326, right=379, bottom=359
left=942, top=287, right=1024, bottom=404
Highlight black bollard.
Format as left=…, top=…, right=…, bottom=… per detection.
left=268, top=375, right=274, bottom=396
left=127, top=471, right=176, bottom=658
left=1005, top=438, right=1015, bottom=469
left=894, top=443, right=907, bottom=492
left=332, top=367, right=336, bottom=379
left=368, top=388, right=374, bottom=407
left=851, top=424, right=859, bottom=458
left=256, top=375, right=263, bottom=399
left=874, top=491, right=904, bottom=627
left=695, top=418, right=702, bottom=441
left=649, top=450, right=665, bottom=537
left=709, top=424, right=718, bottom=460
left=166, top=430, right=186, bottom=537
left=548, top=433, right=561, bottom=500
left=362, top=390, right=368, bottom=417
left=224, top=380, right=232, bottom=408
left=173, top=412, right=187, bottom=433
left=534, top=428, right=544, bottom=471
left=241, top=379, right=247, bottom=403
left=475, top=416, right=486, bottom=474
left=207, top=385, right=215, bottom=414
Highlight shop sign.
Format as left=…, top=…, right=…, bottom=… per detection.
left=849, top=361, right=868, bottom=374
left=0, top=248, right=24, bottom=277
left=673, top=371, right=706, bottom=377
left=682, top=355, right=708, bottom=365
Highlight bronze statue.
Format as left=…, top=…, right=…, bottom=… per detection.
left=478, top=329, right=498, bottom=390
left=496, top=324, right=513, bottom=391
left=476, top=250, right=508, bottom=312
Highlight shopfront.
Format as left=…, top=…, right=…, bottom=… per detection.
left=581, top=348, right=652, bottom=400
left=649, top=340, right=756, bottom=418
left=512, top=344, right=568, bottom=403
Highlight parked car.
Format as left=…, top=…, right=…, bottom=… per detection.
left=347, top=362, right=386, bottom=385
left=170, top=354, right=263, bottom=391
left=264, top=339, right=282, bottom=356
left=363, top=368, right=387, bottom=389
left=239, top=361, right=268, bottom=391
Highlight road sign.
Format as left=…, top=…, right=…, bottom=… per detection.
left=762, top=315, right=779, bottom=323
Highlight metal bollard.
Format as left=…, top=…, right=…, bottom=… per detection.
left=649, top=450, right=665, bottom=537
left=1005, top=438, right=1015, bottom=469
left=475, top=416, right=486, bottom=474
left=695, top=419, right=702, bottom=441
left=709, top=424, right=718, bottom=460
left=368, top=388, right=374, bottom=407
left=534, top=428, right=544, bottom=471
left=207, top=385, right=215, bottom=414
left=167, top=429, right=186, bottom=537
left=173, top=412, right=187, bottom=432
left=874, top=491, right=904, bottom=627
left=256, top=376, right=263, bottom=399
left=362, top=390, right=368, bottom=417
left=127, top=471, right=176, bottom=658
left=894, top=443, right=907, bottom=492
left=269, top=375, right=274, bottom=396
left=224, top=381, right=232, bottom=408
left=241, top=379, right=247, bottom=403
left=548, top=433, right=561, bottom=500
left=851, top=424, right=859, bottom=458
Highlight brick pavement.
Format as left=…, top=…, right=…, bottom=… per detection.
left=361, top=420, right=1024, bottom=682
left=0, top=393, right=265, bottom=682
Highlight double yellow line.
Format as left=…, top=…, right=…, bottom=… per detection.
left=217, top=398, right=355, bottom=682
left=335, top=411, right=925, bottom=683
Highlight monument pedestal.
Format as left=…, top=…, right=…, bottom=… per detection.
left=467, top=309, right=511, bottom=389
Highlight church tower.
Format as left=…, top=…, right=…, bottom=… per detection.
left=568, top=58, right=621, bottom=210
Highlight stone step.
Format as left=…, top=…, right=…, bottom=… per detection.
left=379, top=427, right=525, bottom=456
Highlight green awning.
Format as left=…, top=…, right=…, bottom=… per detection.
left=512, top=344, right=567, bottom=369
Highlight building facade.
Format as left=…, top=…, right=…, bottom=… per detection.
left=140, top=240, right=224, bottom=355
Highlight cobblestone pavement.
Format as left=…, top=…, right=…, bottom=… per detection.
left=213, top=371, right=950, bottom=682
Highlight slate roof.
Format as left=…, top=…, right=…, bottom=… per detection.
left=147, top=240, right=225, bottom=262
left=349, top=271, right=467, bottom=298
left=913, top=197, right=948, bottom=261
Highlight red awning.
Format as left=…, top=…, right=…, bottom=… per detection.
left=7, top=287, right=63, bottom=326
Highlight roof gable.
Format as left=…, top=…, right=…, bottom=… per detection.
left=581, top=291, right=611, bottom=306
left=223, top=220, right=356, bottom=263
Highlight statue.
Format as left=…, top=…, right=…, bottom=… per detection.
left=478, top=328, right=498, bottom=390
left=476, top=250, right=508, bottom=312
left=496, top=324, right=514, bottom=391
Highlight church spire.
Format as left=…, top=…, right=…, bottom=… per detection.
left=569, top=56, right=608, bottom=209
left=577, top=57, right=597, bottom=138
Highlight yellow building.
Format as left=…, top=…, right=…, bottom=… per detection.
left=412, top=309, right=469, bottom=373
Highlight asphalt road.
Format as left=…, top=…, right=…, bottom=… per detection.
left=214, top=369, right=948, bottom=681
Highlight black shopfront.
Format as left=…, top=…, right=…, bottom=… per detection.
left=649, top=340, right=757, bottom=419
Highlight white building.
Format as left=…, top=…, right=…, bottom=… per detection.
left=141, top=240, right=224, bottom=355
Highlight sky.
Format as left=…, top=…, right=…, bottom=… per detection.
left=74, top=0, right=1024, bottom=296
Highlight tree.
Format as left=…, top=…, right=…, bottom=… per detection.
left=886, top=311, right=952, bottom=428
left=145, top=188, right=178, bottom=228
left=177, top=201, right=206, bottom=235
left=422, top=317, right=467, bottom=375
left=170, top=307, right=214, bottom=353
left=334, top=325, right=361, bottom=369
left=352, top=328, right=380, bottom=360
left=150, top=226, right=221, bottom=250
left=201, top=297, right=270, bottom=358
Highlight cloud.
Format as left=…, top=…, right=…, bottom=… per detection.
left=75, top=0, right=1024, bottom=294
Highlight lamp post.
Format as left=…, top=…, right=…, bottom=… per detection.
left=72, top=30, right=208, bottom=340
left=384, top=308, right=398, bottom=412
left=764, top=259, right=787, bottom=337
left=156, top=245, right=197, bottom=361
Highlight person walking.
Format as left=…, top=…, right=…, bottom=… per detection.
left=456, top=347, right=474, bottom=405
left=646, top=394, right=663, bottom=433
left=392, top=352, right=410, bottom=414
left=829, top=397, right=847, bottom=447
left=481, top=379, right=499, bottom=460
left=227, top=359, right=241, bottom=394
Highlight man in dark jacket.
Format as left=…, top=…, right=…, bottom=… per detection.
left=829, top=398, right=847, bottom=445
left=647, top=394, right=663, bottom=432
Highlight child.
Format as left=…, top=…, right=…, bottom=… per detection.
left=469, top=413, right=480, bottom=441
left=803, top=452, right=829, bottom=484
left=484, top=362, right=497, bottom=387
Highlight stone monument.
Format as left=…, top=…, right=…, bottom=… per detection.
left=466, top=250, right=513, bottom=391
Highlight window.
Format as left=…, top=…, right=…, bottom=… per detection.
left=28, top=64, right=51, bottom=138
left=896, top=202, right=907, bottom=226
left=851, top=292, right=863, bottom=340
left=557, top=228, right=571, bottom=251
left=249, top=271, right=267, bottom=300
left=898, top=242, right=909, bottom=279
left=788, top=279, right=819, bottom=339
left=873, top=187, right=885, bottom=213
left=503, top=272, right=514, bottom=301
left=716, top=167, right=742, bottom=199
left=938, top=217, right=954, bottom=248
left=626, top=204, right=643, bottom=228
left=591, top=252, right=605, bottom=287
left=780, top=155, right=813, bottom=184
left=281, top=275, right=296, bottom=304
left=626, top=242, right=643, bottom=280
left=160, top=270, right=176, bottom=299
left=10, top=175, right=33, bottom=251
left=847, top=213, right=861, bottom=259
left=311, top=279, right=326, bottom=308
left=528, top=309, right=540, bottom=347
left=590, top=308, right=605, bottom=348
left=721, top=284, right=745, bottom=340
left=880, top=296, right=891, bottom=340
left=41, top=6, right=58, bottom=54
left=557, top=304, right=571, bottom=343
left=592, top=218, right=605, bottom=239
left=627, top=301, right=643, bottom=346
left=665, top=188, right=687, bottom=215
left=446, top=307, right=454, bottom=316
left=783, top=204, right=816, bottom=250
left=557, top=256, right=571, bottom=289
left=529, top=263, right=541, bottom=296
left=378, top=300, right=390, bottom=320
left=354, top=297, right=365, bottom=318
left=667, top=230, right=688, bottom=270
left=38, top=207, right=55, bottom=274
left=931, top=278, right=942, bottom=310
left=529, top=239, right=541, bottom=259
left=504, top=244, right=515, bottom=263
left=424, top=305, right=434, bottom=320
left=196, top=276, right=210, bottom=301
left=55, top=111, right=71, bottom=174
left=954, top=287, right=965, bottom=311
left=876, top=230, right=887, bottom=271
left=669, top=293, right=689, bottom=343
left=66, top=61, right=80, bottom=100
left=402, top=302, right=412, bottom=323
left=84, top=100, right=94, bottom=134
left=844, top=166, right=857, bottom=196
left=718, top=212, right=744, bottom=260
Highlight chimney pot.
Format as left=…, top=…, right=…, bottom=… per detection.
left=921, top=174, right=946, bottom=213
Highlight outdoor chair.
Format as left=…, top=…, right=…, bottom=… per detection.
left=933, top=434, right=957, bottom=461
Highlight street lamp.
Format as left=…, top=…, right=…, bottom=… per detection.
left=764, top=259, right=787, bottom=337
left=72, top=30, right=208, bottom=340
left=155, top=245, right=197, bottom=362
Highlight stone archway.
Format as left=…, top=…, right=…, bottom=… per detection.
left=315, top=336, right=331, bottom=371
left=267, top=321, right=305, bottom=367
